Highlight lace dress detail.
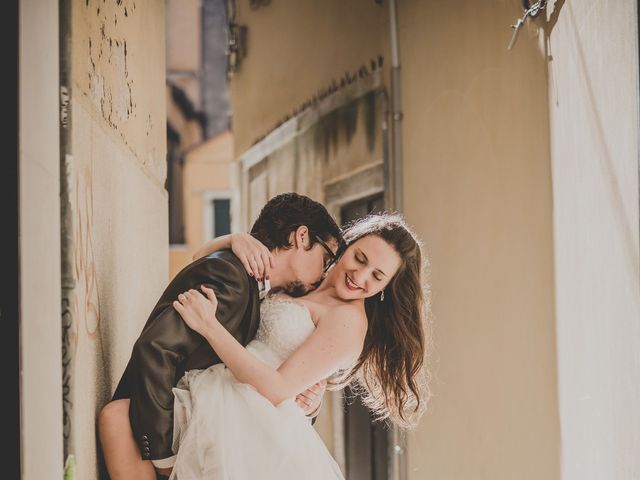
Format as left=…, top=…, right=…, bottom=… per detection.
left=245, top=295, right=315, bottom=369
left=169, top=296, right=344, bottom=480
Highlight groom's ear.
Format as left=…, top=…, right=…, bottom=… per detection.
left=292, top=225, right=310, bottom=250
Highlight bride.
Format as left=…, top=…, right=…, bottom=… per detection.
left=167, top=212, right=431, bottom=479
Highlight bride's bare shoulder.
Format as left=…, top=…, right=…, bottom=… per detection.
left=320, top=301, right=367, bottom=333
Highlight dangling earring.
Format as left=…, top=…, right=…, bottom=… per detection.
left=380, top=290, right=385, bottom=301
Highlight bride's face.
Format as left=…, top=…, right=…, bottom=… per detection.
left=330, top=234, right=402, bottom=300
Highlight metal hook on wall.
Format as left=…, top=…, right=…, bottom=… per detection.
left=508, top=0, right=547, bottom=50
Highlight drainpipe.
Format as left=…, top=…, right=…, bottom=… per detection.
left=388, top=1, right=407, bottom=479
left=389, top=0, right=403, bottom=213
left=388, top=4, right=407, bottom=480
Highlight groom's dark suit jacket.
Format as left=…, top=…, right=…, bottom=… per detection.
left=112, top=249, right=261, bottom=461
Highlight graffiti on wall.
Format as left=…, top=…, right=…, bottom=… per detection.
left=74, top=164, right=101, bottom=337
left=61, top=155, right=102, bottom=455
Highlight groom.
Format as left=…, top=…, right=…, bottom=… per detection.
left=106, top=192, right=343, bottom=474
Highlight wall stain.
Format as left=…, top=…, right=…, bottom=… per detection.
left=362, top=90, right=378, bottom=153
left=252, top=55, right=384, bottom=147
left=312, top=91, right=379, bottom=163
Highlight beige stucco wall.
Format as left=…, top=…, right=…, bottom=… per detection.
left=230, top=0, right=389, bottom=155
left=545, top=1, right=640, bottom=477
left=66, top=1, right=168, bottom=478
left=19, top=1, right=63, bottom=478
left=230, top=1, right=561, bottom=476
left=229, top=1, right=640, bottom=478
left=399, top=2, right=560, bottom=479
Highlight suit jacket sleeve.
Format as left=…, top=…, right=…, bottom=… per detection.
left=127, top=253, right=251, bottom=461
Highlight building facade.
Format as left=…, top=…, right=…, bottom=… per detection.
left=166, top=0, right=235, bottom=278
left=226, top=1, right=640, bottom=479
left=16, top=1, right=640, bottom=479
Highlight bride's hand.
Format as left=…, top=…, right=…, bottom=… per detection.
left=230, top=233, right=274, bottom=281
left=296, top=379, right=327, bottom=417
left=173, top=285, right=219, bottom=335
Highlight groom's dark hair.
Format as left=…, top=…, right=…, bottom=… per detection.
left=250, top=193, right=344, bottom=252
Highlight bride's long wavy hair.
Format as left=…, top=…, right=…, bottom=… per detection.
left=328, top=213, right=432, bottom=429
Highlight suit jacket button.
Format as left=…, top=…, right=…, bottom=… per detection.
left=142, top=435, right=148, bottom=441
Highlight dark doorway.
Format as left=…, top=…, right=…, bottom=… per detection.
left=211, top=197, right=231, bottom=237
left=340, top=193, right=389, bottom=480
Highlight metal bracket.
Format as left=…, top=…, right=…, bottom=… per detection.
left=508, top=0, right=547, bottom=50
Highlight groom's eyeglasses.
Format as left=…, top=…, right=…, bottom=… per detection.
left=313, top=235, right=338, bottom=273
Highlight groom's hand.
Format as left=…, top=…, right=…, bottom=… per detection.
left=295, top=379, right=327, bottom=417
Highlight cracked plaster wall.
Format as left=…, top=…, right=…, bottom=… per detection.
left=64, top=1, right=168, bottom=478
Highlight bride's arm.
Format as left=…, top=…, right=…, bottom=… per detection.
left=173, top=287, right=365, bottom=406
left=192, top=233, right=275, bottom=280
left=192, top=234, right=234, bottom=261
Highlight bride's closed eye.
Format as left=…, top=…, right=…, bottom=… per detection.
left=355, top=251, right=383, bottom=281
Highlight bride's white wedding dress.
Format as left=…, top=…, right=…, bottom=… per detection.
left=168, top=295, right=345, bottom=479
